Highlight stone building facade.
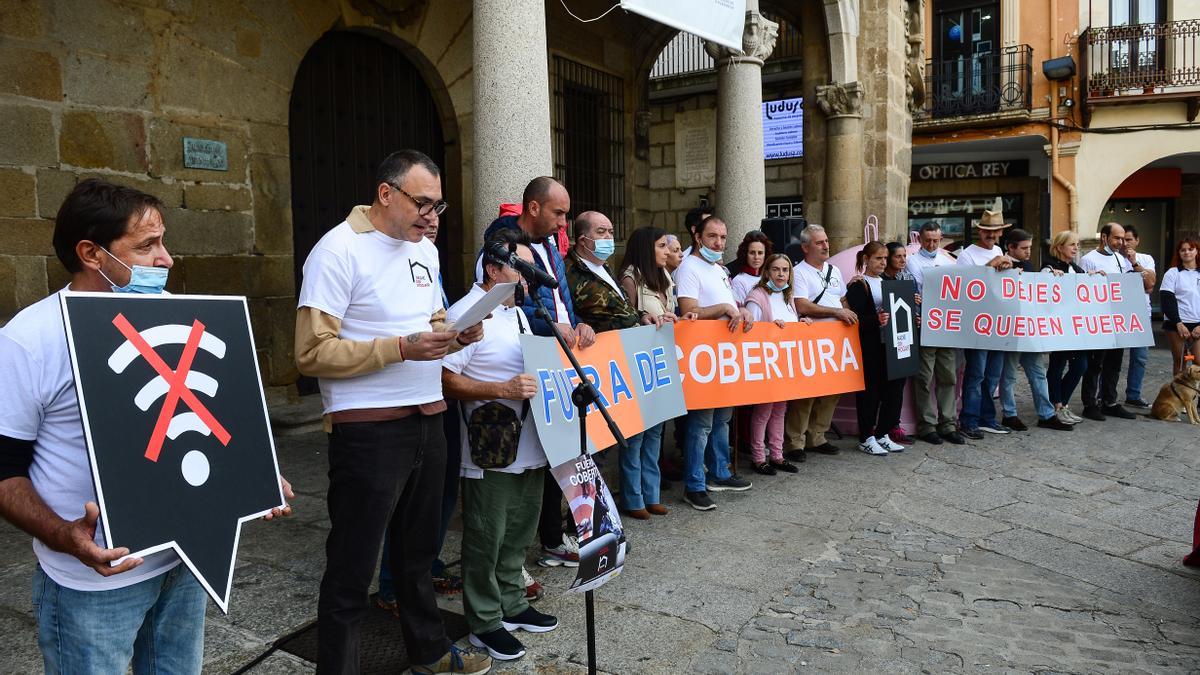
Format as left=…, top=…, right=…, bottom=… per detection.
left=0, top=0, right=919, bottom=390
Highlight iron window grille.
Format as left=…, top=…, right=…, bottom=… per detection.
left=916, top=44, right=1034, bottom=120
left=552, top=56, right=628, bottom=239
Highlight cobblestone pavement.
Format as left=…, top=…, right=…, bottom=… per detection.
left=1, top=346, right=1199, bottom=673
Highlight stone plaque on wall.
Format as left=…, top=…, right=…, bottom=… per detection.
left=675, top=108, right=716, bottom=189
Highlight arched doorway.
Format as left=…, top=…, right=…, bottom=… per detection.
left=288, top=31, right=448, bottom=292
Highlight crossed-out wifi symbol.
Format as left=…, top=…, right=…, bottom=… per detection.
left=108, top=314, right=232, bottom=486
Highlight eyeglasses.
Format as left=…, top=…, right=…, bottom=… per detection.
left=388, top=182, right=448, bottom=216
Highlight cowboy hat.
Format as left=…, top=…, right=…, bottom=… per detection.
left=977, top=197, right=1011, bottom=230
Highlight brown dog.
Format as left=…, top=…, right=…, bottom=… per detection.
left=1150, top=363, right=1200, bottom=424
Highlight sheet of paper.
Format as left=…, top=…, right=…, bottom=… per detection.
left=449, top=282, right=517, bottom=329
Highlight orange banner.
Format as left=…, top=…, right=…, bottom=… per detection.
left=672, top=320, right=866, bottom=409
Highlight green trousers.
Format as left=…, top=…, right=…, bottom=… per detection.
left=915, top=346, right=959, bottom=435
left=461, top=468, right=545, bottom=634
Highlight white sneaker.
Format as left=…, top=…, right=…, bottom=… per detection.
left=1063, top=406, right=1084, bottom=424
left=876, top=436, right=906, bottom=453
left=858, top=437, right=888, bottom=456
left=1055, top=408, right=1077, bottom=425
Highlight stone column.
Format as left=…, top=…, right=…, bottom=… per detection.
left=817, top=81, right=865, bottom=252
left=704, top=4, right=778, bottom=245
left=472, top=0, right=554, bottom=244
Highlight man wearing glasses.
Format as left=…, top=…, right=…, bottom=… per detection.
left=296, top=150, right=491, bottom=674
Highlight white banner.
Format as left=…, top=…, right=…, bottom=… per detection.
left=621, top=0, right=747, bottom=52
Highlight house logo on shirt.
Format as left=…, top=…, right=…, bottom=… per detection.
left=410, top=261, right=433, bottom=288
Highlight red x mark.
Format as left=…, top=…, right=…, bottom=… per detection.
left=112, top=314, right=232, bottom=462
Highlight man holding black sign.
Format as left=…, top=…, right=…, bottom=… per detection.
left=296, top=150, right=489, bottom=675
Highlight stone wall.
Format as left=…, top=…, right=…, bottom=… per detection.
left=644, top=90, right=803, bottom=239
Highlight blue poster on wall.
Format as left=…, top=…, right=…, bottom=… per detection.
left=763, top=97, right=803, bottom=160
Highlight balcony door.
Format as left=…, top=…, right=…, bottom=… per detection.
left=1109, top=0, right=1166, bottom=79
left=932, top=0, right=1000, bottom=117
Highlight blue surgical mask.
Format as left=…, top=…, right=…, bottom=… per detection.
left=100, top=247, right=169, bottom=294
left=767, top=280, right=789, bottom=293
left=591, top=238, right=615, bottom=261
left=699, top=246, right=723, bottom=264
left=918, top=248, right=938, bottom=259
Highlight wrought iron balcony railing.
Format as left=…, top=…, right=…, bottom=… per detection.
left=915, top=44, right=1034, bottom=123
left=1081, top=19, right=1200, bottom=122
left=649, top=12, right=801, bottom=80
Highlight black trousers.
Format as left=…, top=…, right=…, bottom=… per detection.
left=538, top=469, right=568, bottom=548
left=317, top=415, right=451, bottom=673
left=855, top=352, right=904, bottom=441
left=1082, top=348, right=1123, bottom=408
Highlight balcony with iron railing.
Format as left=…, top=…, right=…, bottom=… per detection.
left=1080, top=19, right=1200, bottom=125
left=648, top=13, right=801, bottom=98
left=914, top=44, right=1034, bottom=130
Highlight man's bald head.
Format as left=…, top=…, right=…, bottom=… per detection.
left=520, top=176, right=570, bottom=238
left=574, top=211, right=611, bottom=239
left=522, top=177, right=567, bottom=211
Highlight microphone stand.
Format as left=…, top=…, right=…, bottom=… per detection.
left=522, top=269, right=626, bottom=675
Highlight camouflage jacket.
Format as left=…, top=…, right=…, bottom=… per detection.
left=565, top=250, right=645, bottom=333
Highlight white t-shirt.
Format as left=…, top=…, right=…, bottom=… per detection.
left=746, top=291, right=798, bottom=322
left=0, top=290, right=180, bottom=591
left=793, top=259, right=846, bottom=321
left=443, top=285, right=548, bottom=479
left=673, top=254, right=736, bottom=311
left=1161, top=267, right=1200, bottom=323
left=581, top=257, right=623, bottom=298
left=1135, top=252, right=1156, bottom=313
left=957, top=244, right=1004, bottom=267
left=864, top=275, right=883, bottom=307
left=731, top=272, right=758, bottom=305
left=905, top=249, right=956, bottom=293
left=1081, top=247, right=1129, bottom=276
left=298, top=219, right=443, bottom=414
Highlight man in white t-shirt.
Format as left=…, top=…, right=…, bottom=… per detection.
left=674, top=216, right=755, bottom=512
left=1121, top=225, right=1157, bottom=408
left=443, top=229, right=558, bottom=662
left=784, top=224, right=858, bottom=461
left=955, top=206, right=1014, bottom=439
left=1078, top=223, right=1141, bottom=422
left=905, top=222, right=967, bottom=445
left=0, top=179, right=292, bottom=673
left=295, top=150, right=489, bottom=675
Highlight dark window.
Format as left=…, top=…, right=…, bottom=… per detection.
left=552, top=57, right=627, bottom=238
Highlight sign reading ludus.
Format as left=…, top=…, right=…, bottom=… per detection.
left=60, top=293, right=285, bottom=612
left=921, top=269, right=1155, bottom=351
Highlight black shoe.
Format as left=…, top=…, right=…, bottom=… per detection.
left=940, top=431, right=967, bottom=445
left=770, top=460, right=799, bottom=473
left=752, top=462, right=776, bottom=476
left=502, top=606, right=559, bottom=633
left=1001, top=416, right=1028, bottom=432
left=470, top=628, right=526, bottom=660
left=1082, top=406, right=1107, bottom=421
left=1102, top=404, right=1136, bottom=420
left=707, top=474, right=752, bottom=491
left=784, top=448, right=807, bottom=463
left=810, top=442, right=840, bottom=455
left=919, top=432, right=944, bottom=445
left=1125, top=398, right=1152, bottom=409
left=685, top=490, right=716, bottom=511
left=1037, top=416, right=1074, bottom=431
left=959, top=427, right=984, bottom=440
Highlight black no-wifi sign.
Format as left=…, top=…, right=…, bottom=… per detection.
left=61, top=293, right=284, bottom=612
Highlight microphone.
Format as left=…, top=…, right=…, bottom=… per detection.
left=485, top=241, right=557, bottom=289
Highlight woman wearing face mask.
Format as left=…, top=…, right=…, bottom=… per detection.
left=847, top=242, right=906, bottom=456
left=1041, top=231, right=1089, bottom=423
left=1161, top=238, right=1200, bottom=374
left=731, top=231, right=772, bottom=305
left=743, top=254, right=812, bottom=475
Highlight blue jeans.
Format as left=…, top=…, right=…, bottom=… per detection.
left=619, top=423, right=663, bottom=510
left=684, top=407, right=732, bottom=493
left=960, top=349, right=1004, bottom=430
left=1126, top=345, right=1149, bottom=401
left=1001, top=352, right=1055, bottom=421
left=32, top=564, right=206, bottom=674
